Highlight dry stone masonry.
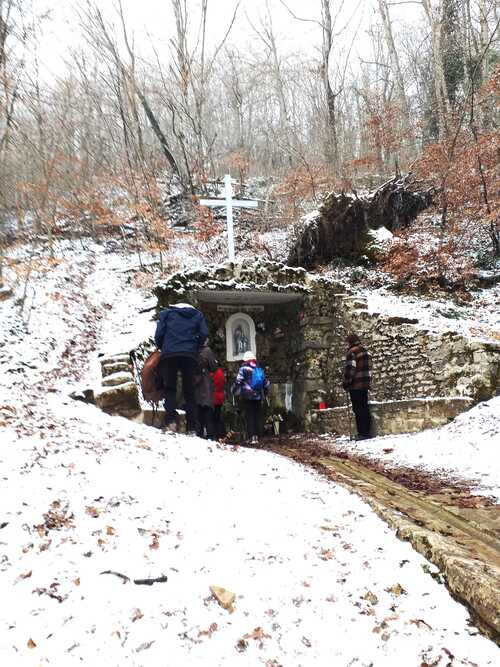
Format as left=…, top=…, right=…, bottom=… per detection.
left=151, top=260, right=500, bottom=435
left=90, top=259, right=499, bottom=436
left=94, top=353, right=140, bottom=418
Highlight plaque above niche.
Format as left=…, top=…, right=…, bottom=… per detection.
left=225, top=312, right=257, bottom=362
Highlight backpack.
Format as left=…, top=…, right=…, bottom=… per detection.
left=139, top=350, right=164, bottom=404
left=249, top=366, right=265, bottom=392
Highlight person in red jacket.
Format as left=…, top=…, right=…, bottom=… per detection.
left=211, top=366, right=226, bottom=439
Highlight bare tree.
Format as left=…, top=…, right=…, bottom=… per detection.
left=421, top=0, right=451, bottom=138
left=80, top=2, right=184, bottom=186
left=376, top=0, right=412, bottom=129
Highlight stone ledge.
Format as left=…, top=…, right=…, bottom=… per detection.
left=102, top=371, right=134, bottom=387
left=378, top=508, right=500, bottom=638
left=308, top=396, right=474, bottom=436
left=95, top=381, right=140, bottom=417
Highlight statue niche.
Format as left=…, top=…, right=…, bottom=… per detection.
left=225, top=313, right=256, bottom=362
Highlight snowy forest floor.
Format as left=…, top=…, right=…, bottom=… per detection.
left=1, top=237, right=499, bottom=665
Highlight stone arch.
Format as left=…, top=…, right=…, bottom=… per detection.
left=225, top=313, right=256, bottom=362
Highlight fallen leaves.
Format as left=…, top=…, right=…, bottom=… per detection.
left=385, top=583, right=406, bottom=596
left=242, top=626, right=271, bottom=649
left=372, top=621, right=390, bottom=640
left=149, top=533, right=160, bottom=550
left=132, top=608, right=144, bottom=622
left=33, top=582, right=67, bottom=603
left=85, top=506, right=100, bottom=518
left=27, top=638, right=36, bottom=649
left=198, top=622, right=218, bottom=638
left=135, top=640, right=155, bottom=652
left=236, top=638, right=248, bottom=652
left=34, top=501, right=74, bottom=536
left=318, top=548, right=335, bottom=561
left=362, top=590, right=379, bottom=606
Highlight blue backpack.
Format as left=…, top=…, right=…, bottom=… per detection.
left=249, top=366, right=265, bottom=392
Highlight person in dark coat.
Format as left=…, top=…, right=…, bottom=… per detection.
left=232, top=350, right=270, bottom=445
left=342, top=333, right=372, bottom=440
left=195, top=341, right=218, bottom=439
left=154, top=302, right=209, bottom=433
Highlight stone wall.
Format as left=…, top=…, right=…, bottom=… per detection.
left=152, top=260, right=347, bottom=424
left=94, top=353, right=141, bottom=418
left=338, top=298, right=500, bottom=403
left=292, top=283, right=346, bottom=417
left=291, top=292, right=500, bottom=413
left=89, top=260, right=499, bottom=436
left=309, top=397, right=474, bottom=437
left=149, top=260, right=500, bottom=431
left=197, top=300, right=303, bottom=388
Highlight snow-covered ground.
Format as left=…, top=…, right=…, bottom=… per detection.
left=329, top=397, right=500, bottom=502
left=361, top=284, right=500, bottom=344
left=1, top=238, right=499, bottom=664
left=3, top=398, right=498, bottom=666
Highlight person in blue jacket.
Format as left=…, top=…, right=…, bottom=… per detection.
left=155, top=302, right=209, bottom=433
left=232, top=350, right=270, bottom=445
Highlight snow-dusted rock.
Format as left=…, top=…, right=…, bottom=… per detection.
left=102, top=371, right=134, bottom=387
left=95, top=381, right=140, bottom=417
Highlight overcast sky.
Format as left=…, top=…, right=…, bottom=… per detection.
left=35, top=0, right=423, bottom=79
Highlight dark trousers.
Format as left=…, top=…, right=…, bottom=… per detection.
left=243, top=399, right=262, bottom=439
left=159, top=356, right=197, bottom=430
left=213, top=405, right=225, bottom=439
left=197, top=405, right=215, bottom=439
left=349, top=389, right=372, bottom=437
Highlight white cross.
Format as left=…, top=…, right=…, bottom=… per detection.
left=199, top=173, right=258, bottom=261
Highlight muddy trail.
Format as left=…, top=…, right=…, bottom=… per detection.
left=252, top=434, right=500, bottom=643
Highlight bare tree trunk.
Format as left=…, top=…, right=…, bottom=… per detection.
left=377, top=0, right=412, bottom=132
left=84, top=3, right=185, bottom=187
left=321, top=0, right=340, bottom=167
left=422, top=0, right=451, bottom=139
left=254, top=1, right=294, bottom=166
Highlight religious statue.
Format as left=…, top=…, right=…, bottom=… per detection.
left=233, top=324, right=249, bottom=356
left=226, top=312, right=256, bottom=362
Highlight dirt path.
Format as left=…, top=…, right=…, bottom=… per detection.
left=259, top=435, right=500, bottom=642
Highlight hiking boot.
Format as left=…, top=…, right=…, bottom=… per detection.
left=163, top=422, right=177, bottom=433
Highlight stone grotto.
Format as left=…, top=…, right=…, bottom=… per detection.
left=91, top=260, right=500, bottom=438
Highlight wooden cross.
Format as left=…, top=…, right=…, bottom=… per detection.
left=199, top=173, right=258, bottom=261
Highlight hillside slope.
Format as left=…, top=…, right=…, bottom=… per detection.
left=0, top=238, right=499, bottom=664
